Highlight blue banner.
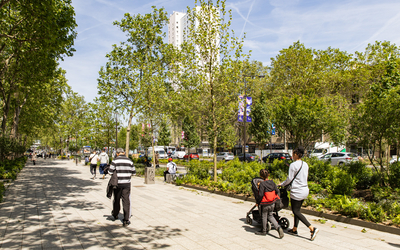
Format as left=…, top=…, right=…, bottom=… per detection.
left=238, top=95, right=244, bottom=122
left=246, top=96, right=252, bottom=122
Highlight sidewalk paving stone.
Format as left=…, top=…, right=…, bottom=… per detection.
left=1, top=158, right=400, bottom=249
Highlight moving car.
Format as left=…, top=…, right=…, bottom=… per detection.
left=183, top=153, right=199, bottom=160
left=318, top=152, right=358, bottom=166
left=237, top=153, right=256, bottom=162
left=216, top=152, right=234, bottom=162
left=262, top=153, right=292, bottom=163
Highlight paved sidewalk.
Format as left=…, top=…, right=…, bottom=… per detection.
left=0, top=159, right=399, bottom=250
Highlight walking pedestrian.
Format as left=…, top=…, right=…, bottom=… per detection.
left=108, top=148, right=135, bottom=226
left=256, top=169, right=284, bottom=238
left=164, top=158, right=177, bottom=182
left=99, top=149, right=109, bottom=179
left=89, top=150, right=99, bottom=179
left=32, top=152, right=37, bottom=165
left=155, top=152, right=160, bottom=168
left=279, top=147, right=319, bottom=241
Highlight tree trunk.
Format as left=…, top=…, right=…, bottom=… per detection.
left=1, top=91, right=12, bottom=135
left=150, top=120, right=155, bottom=168
left=10, top=92, right=28, bottom=139
left=125, top=106, right=134, bottom=157
left=213, top=133, right=217, bottom=182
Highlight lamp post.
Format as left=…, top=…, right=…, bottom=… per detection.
left=115, top=111, right=118, bottom=150
left=242, top=75, right=265, bottom=157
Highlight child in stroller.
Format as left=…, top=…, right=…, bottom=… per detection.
left=246, top=169, right=289, bottom=238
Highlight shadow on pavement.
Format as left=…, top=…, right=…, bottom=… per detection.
left=0, top=160, right=182, bottom=249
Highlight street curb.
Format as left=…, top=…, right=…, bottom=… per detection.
left=179, top=183, right=400, bottom=236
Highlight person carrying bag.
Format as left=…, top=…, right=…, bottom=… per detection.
left=279, top=147, right=319, bottom=241
left=279, top=161, right=303, bottom=208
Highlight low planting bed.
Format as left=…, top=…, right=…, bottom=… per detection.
left=174, top=158, right=400, bottom=228
left=0, top=156, right=27, bottom=202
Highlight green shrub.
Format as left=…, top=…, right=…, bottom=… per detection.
left=266, top=159, right=289, bottom=180
left=321, top=167, right=355, bottom=195
left=342, top=161, right=375, bottom=189
left=187, top=160, right=211, bottom=179
left=305, top=157, right=333, bottom=184
left=389, top=161, right=400, bottom=188
left=0, top=182, right=5, bottom=202
left=308, top=182, right=324, bottom=194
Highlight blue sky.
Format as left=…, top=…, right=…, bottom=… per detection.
left=59, top=0, right=400, bottom=103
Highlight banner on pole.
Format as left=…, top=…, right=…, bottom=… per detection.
left=238, top=95, right=244, bottom=122
left=246, top=96, right=252, bottom=122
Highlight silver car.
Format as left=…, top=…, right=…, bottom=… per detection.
left=318, top=152, right=358, bottom=166
left=216, top=152, right=234, bottom=162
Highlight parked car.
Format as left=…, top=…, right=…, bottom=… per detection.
left=390, top=158, right=398, bottom=164
left=237, top=153, right=256, bottom=162
left=250, top=153, right=260, bottom=162
left=262, top=153, right=292, bottom=163
left=183, top=153, right=199, bottom=160
left=216, top=152, right=234, bottom=162
left=172, top=151, right=186, bottom=159
left=318, top=152, right=358, bottom=166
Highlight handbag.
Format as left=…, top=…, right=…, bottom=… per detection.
left=274, top=188, right=284, bottom=211
left=280, top=161, right=303, bottom=208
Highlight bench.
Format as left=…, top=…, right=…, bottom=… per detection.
left=166, top=173, right=186, bottom=183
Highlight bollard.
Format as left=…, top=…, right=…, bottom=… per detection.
left=76, top=158, right=78, bottom=166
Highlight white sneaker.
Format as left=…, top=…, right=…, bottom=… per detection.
left=311, top=228, right=319, bottom=241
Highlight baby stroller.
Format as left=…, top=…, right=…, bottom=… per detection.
left=245, top=177, right=290, bottom=232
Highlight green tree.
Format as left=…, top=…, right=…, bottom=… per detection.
left=248, top=91, right=273, bottom=157
left=182, top=116, right=200, bottom=152
left=158, top=119, right=171, bottom=146
left=98, top=6, right=177, bottom=166
left=274, top=94, right=347, bottom=151
left=269, top=42, right=351, bottom=150
left=0, top=0, right=77, bottom=137
left=349, top=57, right=400, bottom=185
left=178, top=0, right=249, bottom=181
left=85, top=98, right=117, bottom=151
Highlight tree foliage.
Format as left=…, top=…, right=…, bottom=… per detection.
left=178, top=0, right=249, bottom=181
left=98, top=6, right=177, bottom=164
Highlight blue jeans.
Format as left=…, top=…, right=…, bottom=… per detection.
left=99, top=164, right=107, bottom=175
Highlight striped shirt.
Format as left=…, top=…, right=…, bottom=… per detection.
left=108, top=155, right=135, bottom=186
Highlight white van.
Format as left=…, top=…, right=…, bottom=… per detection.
left=148, top=146, right=167, bottom=159
left=310, top=142, right=345, bottom=157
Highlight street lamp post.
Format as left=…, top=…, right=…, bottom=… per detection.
left=115, top=111, right=118, bottom=150
left=242, top=75, right=265, bottom=158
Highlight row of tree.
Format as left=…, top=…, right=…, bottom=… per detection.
left=97, top=0, right=400, bottom=184
left=0, top=0, right=77, bottom=160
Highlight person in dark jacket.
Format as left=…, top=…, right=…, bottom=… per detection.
left=108, top=148, right=135, bottom=226
left=256, top=169, right=284, bottom=238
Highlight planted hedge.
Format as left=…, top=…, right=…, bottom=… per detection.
left=0, top=156, right=27, bottom=180
left=0, top=156, right=27, bottom=203
left=176, top=158, right=400, bottom=226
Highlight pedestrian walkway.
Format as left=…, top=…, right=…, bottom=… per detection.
left=1, top=159, right=400, bottom=249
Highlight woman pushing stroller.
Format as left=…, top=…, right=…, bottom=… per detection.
left=279, top=147, right=319, bottom=241
left=255, top=169, right=284, bottom=238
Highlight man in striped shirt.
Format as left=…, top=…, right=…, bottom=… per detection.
left=109, top=148, right=135, bottom=226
